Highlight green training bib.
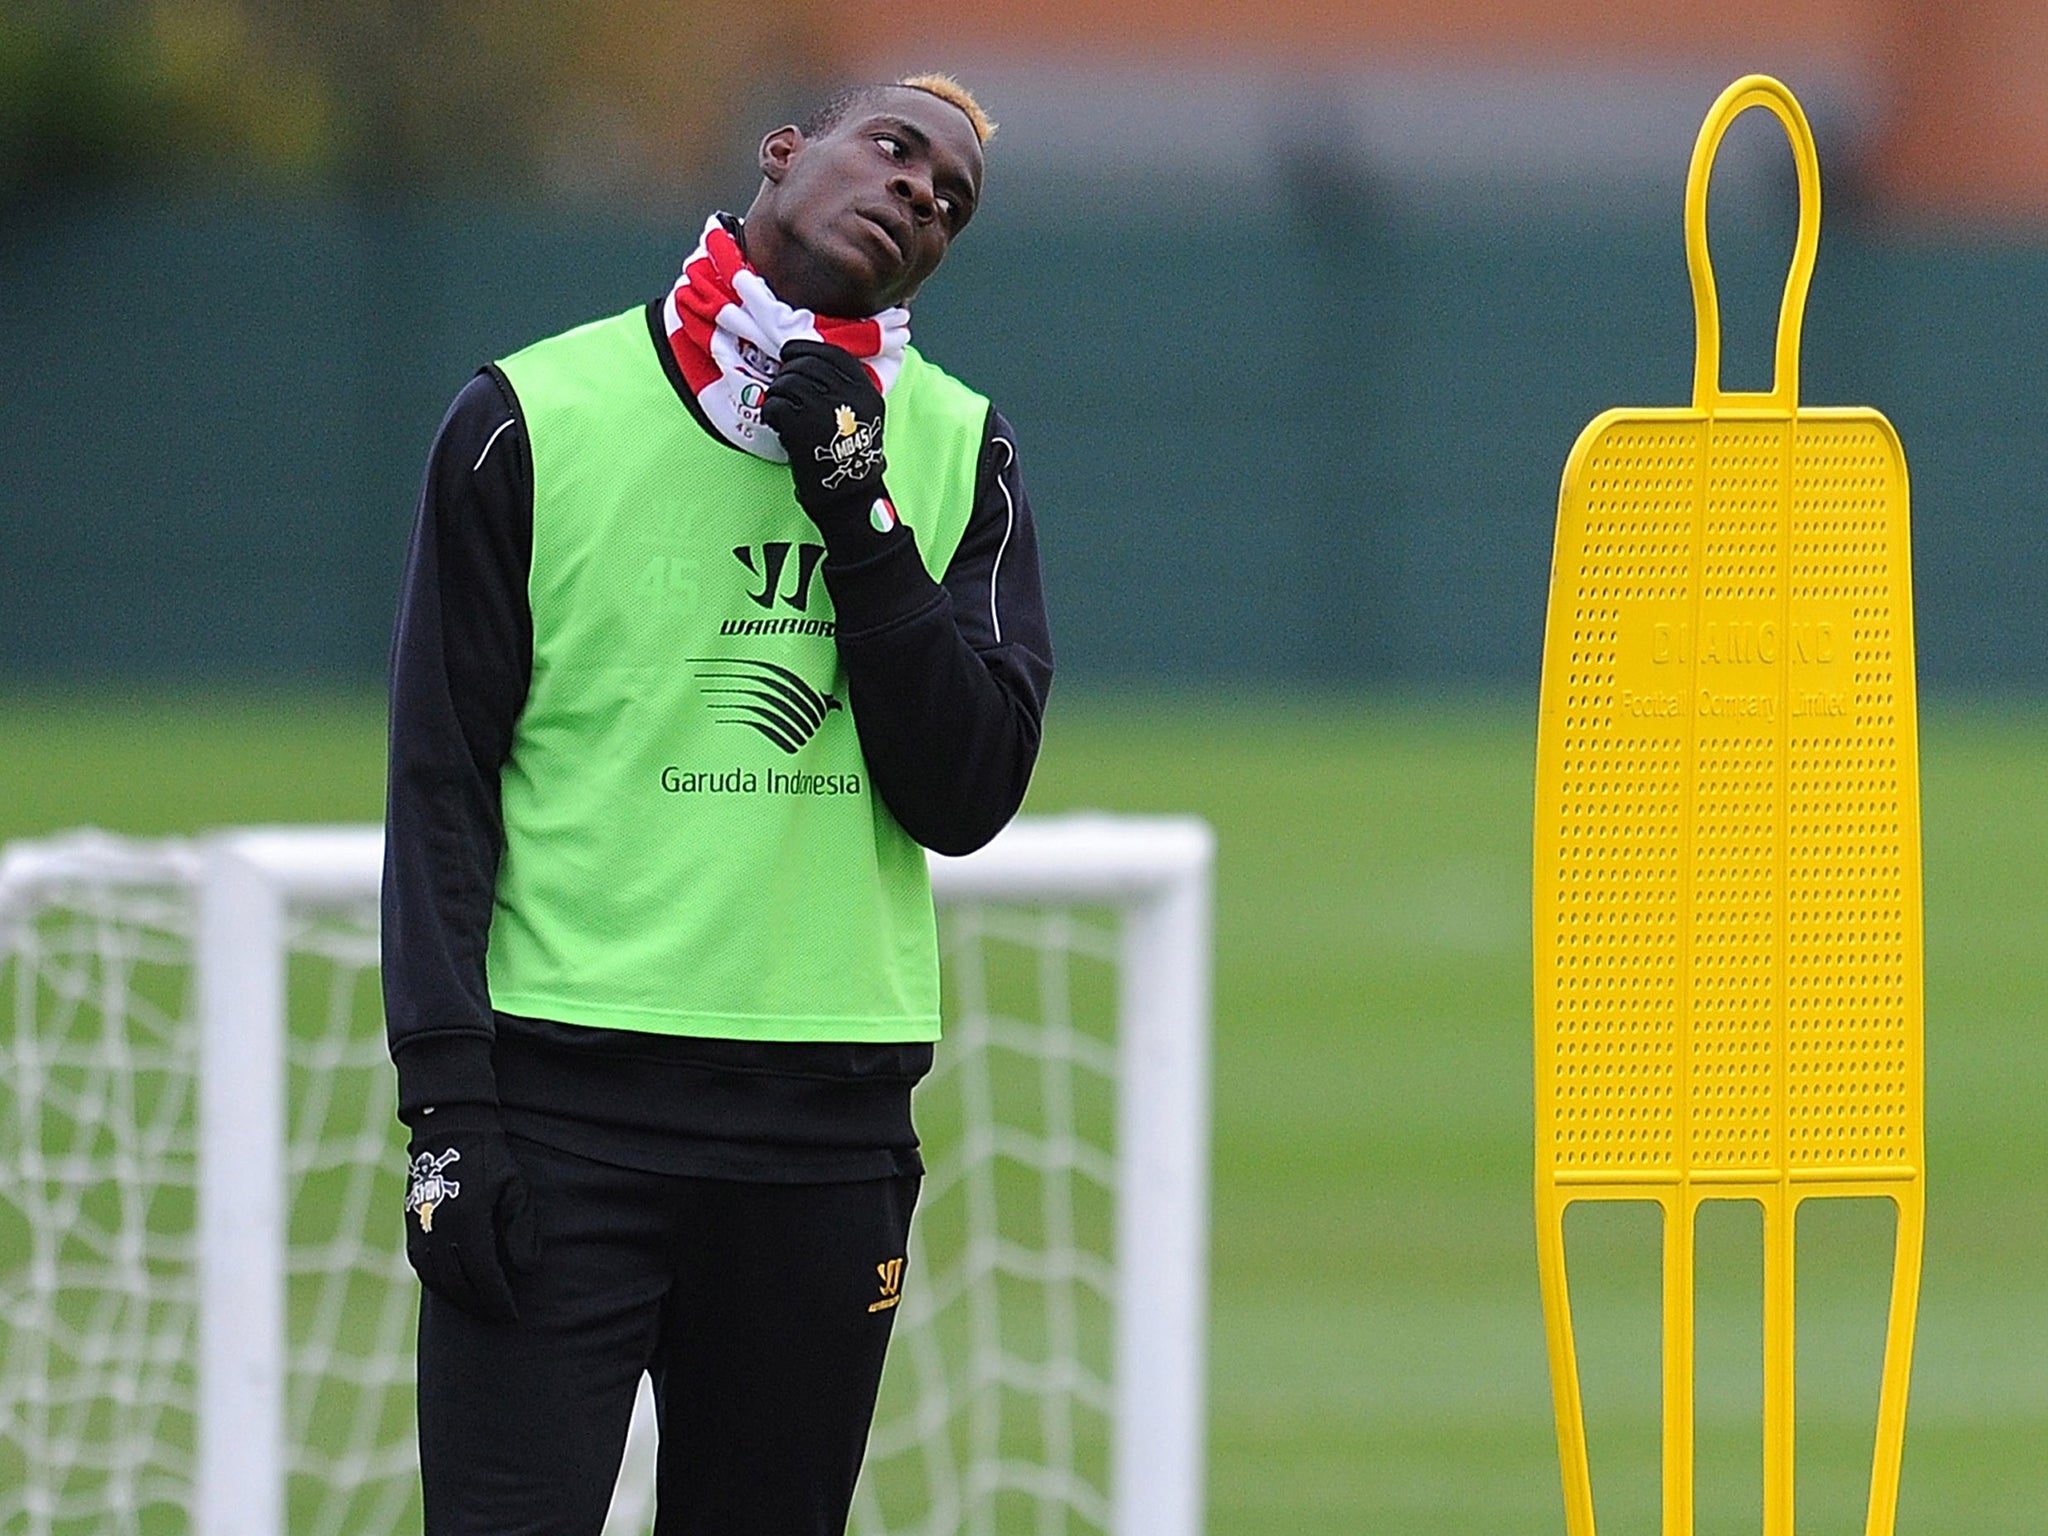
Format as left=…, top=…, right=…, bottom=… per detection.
left=486, top=308, right=988, bottom=1041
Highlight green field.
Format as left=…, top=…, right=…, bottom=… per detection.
left=2, top=688, right=2044, bottom=1533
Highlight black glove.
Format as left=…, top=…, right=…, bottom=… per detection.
left=403, top=1103, right=539, bottom=1323
left=761, top=340, right=893, bottom=535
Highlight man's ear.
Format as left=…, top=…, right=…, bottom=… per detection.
left=759, top=126, right=803, bottom=184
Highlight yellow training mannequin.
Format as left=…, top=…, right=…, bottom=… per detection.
left=1533, top=74, right=1924, bottom=1536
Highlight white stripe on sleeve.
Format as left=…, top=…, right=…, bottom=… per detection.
left=987, top=435, right=1016, bottom=645
left=471, top=418, right=516, bottom=473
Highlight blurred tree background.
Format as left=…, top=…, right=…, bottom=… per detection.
left=2, top=0, right=335, bottom=197
left=0, top=0, right=835, bottom=203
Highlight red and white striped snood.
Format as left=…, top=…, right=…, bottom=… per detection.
left=660, top=214, right=910, bottom=462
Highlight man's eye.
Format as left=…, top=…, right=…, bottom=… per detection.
left=876, top=135, right=904, bottom=158
left=937, top=195, right=956, bottom=219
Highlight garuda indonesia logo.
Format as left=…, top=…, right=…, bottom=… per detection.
left=690, top=657, right=842, bottom=754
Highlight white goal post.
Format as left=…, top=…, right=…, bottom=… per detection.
left=0, top=815, right=1212, bottom=1536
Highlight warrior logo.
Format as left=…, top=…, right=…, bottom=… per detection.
left=406, top=1148, right=462, bottom=1233
left=868, top=1257, right=906, bottom=1313
left=815, top=404, right=885, bottom=489
left=733, top=541, right=825, bottom=611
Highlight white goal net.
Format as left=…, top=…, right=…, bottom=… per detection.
left=0, top=818, right=1210, bottom=1536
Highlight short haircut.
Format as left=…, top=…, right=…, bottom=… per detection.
left=801, top=75, right=996, bottom=146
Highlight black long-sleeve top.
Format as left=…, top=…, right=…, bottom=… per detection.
left=383, top=303, right=1054, bottom=1180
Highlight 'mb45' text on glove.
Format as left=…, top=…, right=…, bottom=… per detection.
left=761, top=339, right=898, bottom=538
left=404, top=1103, right=540, bottom=1324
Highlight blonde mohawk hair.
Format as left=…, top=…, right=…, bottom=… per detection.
left=898, top=73, right=997, bottom=145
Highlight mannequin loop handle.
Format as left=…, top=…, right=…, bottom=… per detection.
left=1686, top=75, right=1822, bottom=413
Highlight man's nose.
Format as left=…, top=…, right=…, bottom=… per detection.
left=890, top=171, right=938, bottom=223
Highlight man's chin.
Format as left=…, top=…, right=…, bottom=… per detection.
left=773, top=231, right=910, bottom=317
left=815, top=272, right=905, bottom=320
left=820, top=242, right=909, bottom=316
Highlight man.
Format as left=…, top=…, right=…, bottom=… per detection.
left=382, top=74, right=1051, bottom=1535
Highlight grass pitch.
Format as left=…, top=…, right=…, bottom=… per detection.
left=1, top=687, right=2043, bottom=1534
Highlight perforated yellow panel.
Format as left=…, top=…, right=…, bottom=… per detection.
left=1785, top=421, right=1918, bottom=1174
left=1532, top=77, right=1924, bottom=1536
left=1551, top=422, right=1695, bottom=1175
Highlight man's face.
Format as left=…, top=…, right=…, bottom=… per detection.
left=751, top=87, right=984, bottom=317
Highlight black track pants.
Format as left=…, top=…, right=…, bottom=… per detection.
left=416, top=1133, right=919, bottom=1536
